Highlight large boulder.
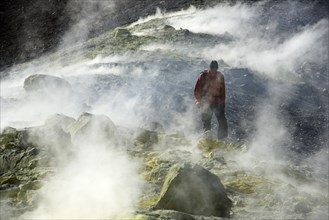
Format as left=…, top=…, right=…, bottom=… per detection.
left=44, top=114, right=76, bottom=133
left=68, top=112, right=116, bottom=143
left=27, top=125, right=72, bottom=154
left=155, top=163, right=232, bottom=218
left=23, top=74, right=72, bottom=95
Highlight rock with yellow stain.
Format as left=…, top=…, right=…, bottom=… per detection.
left=155, top=163, right=232, bottom=218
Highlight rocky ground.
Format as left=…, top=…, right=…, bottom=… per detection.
left=1, top=112, right=328, bottom=219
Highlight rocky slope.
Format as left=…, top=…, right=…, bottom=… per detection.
left=0, top=0, right=222, bottom=70
left=1, top=112, right=328, bottom=219
left=1, top=0, right=327, bottom=69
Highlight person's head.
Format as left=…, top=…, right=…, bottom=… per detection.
left=209, top=60, right=218, bottom=72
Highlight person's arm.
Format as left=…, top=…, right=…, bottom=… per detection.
left=194, top=74, right=203, bottom=105
left=220, top=74, right=226, bottom=107
left=223, top=75, right=226, bottom=103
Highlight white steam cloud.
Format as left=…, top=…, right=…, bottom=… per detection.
left=162, top=1, right=328, bottom=157
left=59, top=0, right=115, bottom=49
left=167, top=2, right=328, bottom=77
left=158, top=0, right=328, bottom=203
left=23, top=143, right=142, bottom=219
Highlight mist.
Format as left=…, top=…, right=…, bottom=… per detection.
left=1, top=0, right=328, bottom=219
left=167, top=2, right=328, bottom=77
left=23, top=143, right=143, bottom=219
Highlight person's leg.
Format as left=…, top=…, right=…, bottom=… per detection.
left=201, top=103, right=213, bottom=132
left=214, top=103, right=228, bottom=139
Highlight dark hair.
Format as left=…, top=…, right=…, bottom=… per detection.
left=210, top=60, right=218, bottom=70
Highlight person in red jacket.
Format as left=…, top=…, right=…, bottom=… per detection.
left=194, top=60, right=228, bottom=139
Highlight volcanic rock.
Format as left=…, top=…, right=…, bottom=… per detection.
left=68, top=112, right=116, bottom=143
left=44, top=114, right=76, bottom=133
left=24, top=74, right=72, bottom=95
left=155, top=163, right=232, bottom=218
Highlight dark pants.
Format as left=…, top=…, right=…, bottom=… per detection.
left=201, top=103, right=228, bottom=139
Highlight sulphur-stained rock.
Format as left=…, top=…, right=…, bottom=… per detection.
left=23, top=74, right=72, bottom=95
left=134, top=210, right=196, bottom=220
left=68, top=112, right=116, bottom=143
left=19, top=180, right=42, bottom=192
left=0, top=123, right=71, bottom=173
left=155, top=163, right=232, bottom=218
left=1, top=124, right=71, bottom=152
left=150, top=210, right=195, bottom=220
left=134, top=129, right=159, bottom=150
left=0, top=175, right=21, bottom=186
left=0, top=128, right=30, bottom=150
left=113, top=28, right=131, bottom=39
left=0, top=148, right=39, bottom=173
left=0, top=186, right=20, bottom=199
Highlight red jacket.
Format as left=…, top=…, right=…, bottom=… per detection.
left=194, top=70, right=226, bottom=104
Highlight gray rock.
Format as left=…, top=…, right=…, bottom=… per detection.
left=23, top=74, right=72, bottom=95
left=163, top=25, right=175, bottom=31
left=155, top=163, right=232, bottom=218
left=68, top=112, right=116, bottom=143
left=44, top=114, right=76, bottom=133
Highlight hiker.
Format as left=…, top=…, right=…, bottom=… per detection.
left=194, top=60, right=228, bottom=139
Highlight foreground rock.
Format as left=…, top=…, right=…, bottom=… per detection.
left=0, top=124, right=71, bottom=173
left=68, top=112, right=116, bottom=143
left=0, top=113, right=76, bottom=218
left=24, top=74, right=72, bottom=95
left=155, top=163, right=232, bottom=218
left=0, top=127, right=38, bottom=174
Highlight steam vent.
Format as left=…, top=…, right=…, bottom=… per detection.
left=1, top=0, right=328, bottom=219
